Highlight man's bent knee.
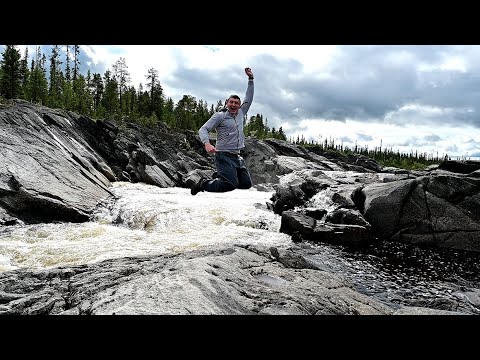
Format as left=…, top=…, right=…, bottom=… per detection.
left=223, top=182, right=237, bottom=192
left=238, top=180, right=252, bottom=189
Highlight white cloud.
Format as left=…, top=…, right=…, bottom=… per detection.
left=418, top=55, right=467, bottom=73
left=284, top=118, right=480, bottom=160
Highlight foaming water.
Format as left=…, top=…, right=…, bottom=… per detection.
left=303, top=189, right=338, bottom=213
left=0, top=182, right=292, bottom=272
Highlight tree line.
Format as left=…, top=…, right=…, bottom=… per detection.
left=0, top=45, right=286, bottom=140
left=2, top=45, right=450, bottom=170
left=291, top=135, right=445, bottom=170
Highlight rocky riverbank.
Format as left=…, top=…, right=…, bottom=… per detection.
left=1, top=100, right=479, bottom=315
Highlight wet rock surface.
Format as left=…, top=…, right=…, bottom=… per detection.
left=0, top=245, right=399, bottom=315
left=297, top=240, right=480, bottom=314
left=2, top=100, right=480, bottom=315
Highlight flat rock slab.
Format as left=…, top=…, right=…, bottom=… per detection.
left=0, top=245, right=462, bottom=315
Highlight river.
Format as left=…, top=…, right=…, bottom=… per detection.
left=1, top=181, right=479, bottom=314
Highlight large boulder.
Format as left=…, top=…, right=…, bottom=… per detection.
left=0, top=101, right=113, bottom=222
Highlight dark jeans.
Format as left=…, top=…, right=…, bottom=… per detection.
left=203, top=151, right=252, bottom=192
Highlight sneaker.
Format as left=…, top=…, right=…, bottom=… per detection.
left=190, top=178, right=206, bottom=195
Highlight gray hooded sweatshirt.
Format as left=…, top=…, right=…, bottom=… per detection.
left=198, top=79, right=254, bottom=153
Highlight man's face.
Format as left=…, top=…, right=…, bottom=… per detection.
left=227, top=98, right=241, bottom=114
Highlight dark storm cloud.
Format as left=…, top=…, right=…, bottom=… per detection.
left=165, top=52, right=305, bottom=114
left=169, top=46, right=416, bottom=127
left=166, top=66, right=247, bottom=107
left=282, top=46, right=425, bottom=122
left=337, top=46, right=480, bottom=128
left=251, top=49, right=417, bottom=130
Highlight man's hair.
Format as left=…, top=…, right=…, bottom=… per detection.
left=227, top=94, right=241, bottom=102
left=220, top=94, right=241, bottom=111
left=217, top=95, right=242, bottom=112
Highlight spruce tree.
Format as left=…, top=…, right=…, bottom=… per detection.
left=112, top=57, right=131, bottom=116
left=101, top=69, right=119, bottom=120
left=0, top=45, right=23, bottom=99
left=48, top=45, right=62, bottom=107
left=163, top=97, right=175, bottom=128
left=91, top=72, right=104, bottom=114
left=20, top=46, right=29, bottom=100
left=145, top=67, right=164, bottom=121
left=73, top=45, right=80, bottom=82
left=65, top=45, right=71, bottom=81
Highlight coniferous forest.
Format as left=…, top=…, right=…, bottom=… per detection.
left=1, top=45, right=447, bottom=170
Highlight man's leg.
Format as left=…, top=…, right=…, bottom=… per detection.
left=203, top=152, right=238, bottom=192
left=237, top=156, right=252, bottom=189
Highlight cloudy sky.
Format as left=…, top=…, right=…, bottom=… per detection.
left=8, top=45, right=480, bottom=160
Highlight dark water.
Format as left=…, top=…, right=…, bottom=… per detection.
left=298, top=240, right=480, bottom=314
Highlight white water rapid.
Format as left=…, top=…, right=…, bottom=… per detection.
left=0, top=182, right=295, bottom=272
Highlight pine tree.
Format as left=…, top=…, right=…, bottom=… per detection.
left=91, top=72, right=104, bottom=114
left=101, top=69, right=119, bottom=120
left=20, top=46, right=29, bottom=100
left=65, top=45, right=71, bottom=81
left=137, top=86, right=150, bottom=119
left=145, top=67, right=164, bottom=121
left=28, top=46, right=48, bottom=104
left=277, top=126, right=287, bottom=140
left=39, top=53, right=49, bottom=104
left=126, top=85, right=137, bottom=117
left=28, top=58, right=36, bottom=101
left=48, top=45, right=62, bottom=107
left=163, top=97, right=175, bottom=127
left=0, top=45, right=23, bottom=99
left=112, top=57, right=131, bottom=117
left=174, top=95, right=197, bottom=130
left=74, top=73, right=93, bottom=115
left=84, top=70, right=94, bottom=116
left=194, top=99, right=210, bottom=129
left=73, top=45, right=80, bottom=83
